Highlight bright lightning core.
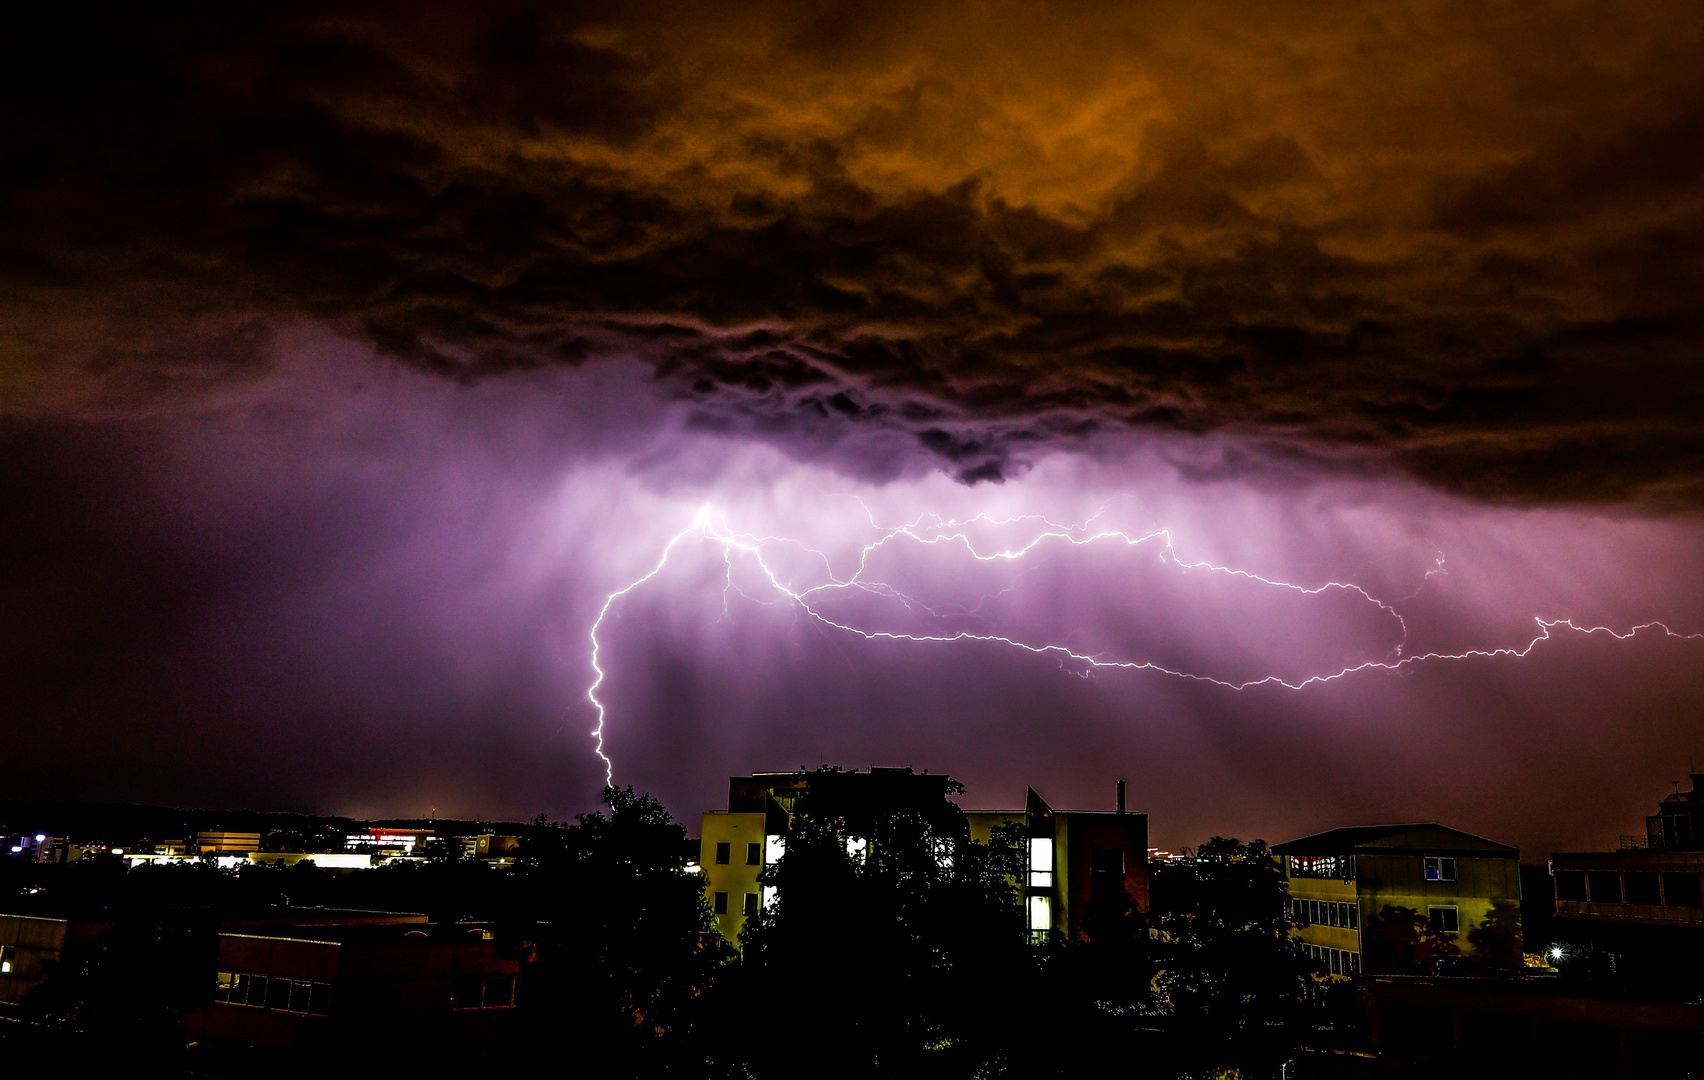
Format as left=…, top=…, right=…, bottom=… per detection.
left=584, top=504, right=1703, bottom=784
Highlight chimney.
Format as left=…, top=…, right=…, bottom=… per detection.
left=1116, top=779, right=1126, bottom=815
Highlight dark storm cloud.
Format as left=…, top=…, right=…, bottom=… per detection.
left=7, top=0, right=1704, bottom=500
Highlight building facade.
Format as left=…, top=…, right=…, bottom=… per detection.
left=1274, top=823, right=1522, bottom=976
left=189, top=923, right=521, bottom=1050
left=701, top=769, right=1148, bottom=947
left=1549, top=773, right=1704, bottom=997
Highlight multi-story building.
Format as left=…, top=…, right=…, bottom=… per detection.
left=196, top=831, right=263, bottom=855
left=967, top=782, right=1149, bottom=944
left=1549, top=772, right=1704, bottom=996
left=189, top=923, right=522, bottom=1050
left=0, top=913, right=110, bottom=1008
left=699, top=769, right=1148, bottom=947
left=1273, top=823, right=1522, bottom=976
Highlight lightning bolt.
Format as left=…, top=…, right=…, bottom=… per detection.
left=582, top=507, right=1702, bottom=784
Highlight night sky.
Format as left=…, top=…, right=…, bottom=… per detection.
left=5, top=1, right=1704, bottom=856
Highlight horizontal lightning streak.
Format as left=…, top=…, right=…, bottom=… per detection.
left=583, top=508, right=1702, bottom=784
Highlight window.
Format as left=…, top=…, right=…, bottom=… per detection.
left=1288, top=854, right=1354, bottom=880
left=1625, top=871, right=1661, bottom=905
left=1587, top=870, right=1622, bottom=903
left=0, top=944, right=13, bottom=974
left=453, top=975, right=515, bottom=1010
left=743, top=892, right=760, bottom=917
left=216, top=972, right=331, bottom=1015
left=713, top=891, right=728, bottom=915
left=1027, top=895, right=1052, bottom=941
left=1428, top=906, right=1460, bottom=933
left=1346, top=902, right=1358, bottom=929
left=1029, top=837, right=1053, bottom=888
left=1555, top=870, right=1588, bottom=901
left=1343, top=952, right=1359, bottom=975
left=233, top=973, right=266, bottom=1007
left=714, top=842, right=730, bottom=865
left=1662, top=872, right=1702, bottom=908
left=1423, top=856, right=1457, bottom=882
left=746, top=842, right=761, bottom=866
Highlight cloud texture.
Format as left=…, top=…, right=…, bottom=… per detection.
left=7, top=0, right=1704, bottom=499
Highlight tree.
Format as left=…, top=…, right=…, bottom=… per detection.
left=1148, top=838, right=1312, bottom=1057
left=1466, top=899, right=1523, bottom=969
left=723, top=767, right=1036, bottom=1078
left=1361, top=905, right=1461, bottom=974
left=513, top=786, right=730, bottom=1077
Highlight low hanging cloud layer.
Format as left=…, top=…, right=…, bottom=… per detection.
left=6, top=0, right=1704, bottom=499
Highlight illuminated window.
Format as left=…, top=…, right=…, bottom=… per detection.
left=1029, top=837, right=1053, bottom=888
left=1027, top=895, right=1052, bottom=939
left=1423, top=856, right=1457, bottom=882
left=746, top=842, right=761, bottom=866
left=713, top=891, right=728, bottom=914
left=1428, top=906, right=1460, bottom=933
left=765, top=835, right=785, bottom=864
left=846, top=837, right=867, bottom=862
left=0, top=944, right=13, bottom=974
left=714, top=842, right=730, bottom=865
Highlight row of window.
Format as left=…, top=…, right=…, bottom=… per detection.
left=1302, top=943, right=1360, bottom=976
left=1290, top=854, right=1463, bottom=883
left=711, top=837, right=787, bottom=866
left=1554, top=869, right=1704, bottom=908
left=1289, top=898, right=1359, bottom=930
left=214, top=971, right=333, bottom=1016
left=713, top=841, right=763, bottom=866
left=452, top=974, right=517, bottom=1010
left=1288, top=855, right=1354, bottom=880
left=713, top=891, right=762, bottom=917
left=214, top=971, right=516, bottom=1013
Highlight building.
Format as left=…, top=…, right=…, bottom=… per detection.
left=344, top=827, right=432, bottom=856
left=1548, top=772, right=1704, bottom=997
left=1273, top=823, right=1522, bottom=976
left=1353, top=975, right=1704, bottom=1077
left=187, top=922, right=522, bottom=1052
left=0, top=913, right=109, bottom=1008
left=196, top=831, right=263, bottom=855
left=967, top=782, right=1149, bottom=944
left=699, top=769, right=1148, bottom=947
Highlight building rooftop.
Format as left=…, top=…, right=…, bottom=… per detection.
left=1273, top=823, right=1517, bottom=856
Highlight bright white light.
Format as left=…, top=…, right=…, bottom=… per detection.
left=846, top=837, right=867, bottom=862
left=1550, top=946, right=1563, bottom=960
left=1027, top=895, right=1052, bottom=931
left=1029, top=837, right=1053, bottom=886
left=765, top=835, right=785, bottom=864
left=933, top=837, right=954, bottom=870
left=34, top=834, right=45, bottom=843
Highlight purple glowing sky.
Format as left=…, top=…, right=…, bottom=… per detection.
left=6, top=327, right=1702, bottom=855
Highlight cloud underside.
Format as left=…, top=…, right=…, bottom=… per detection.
left=6, top=0, right=1704, bottom=502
